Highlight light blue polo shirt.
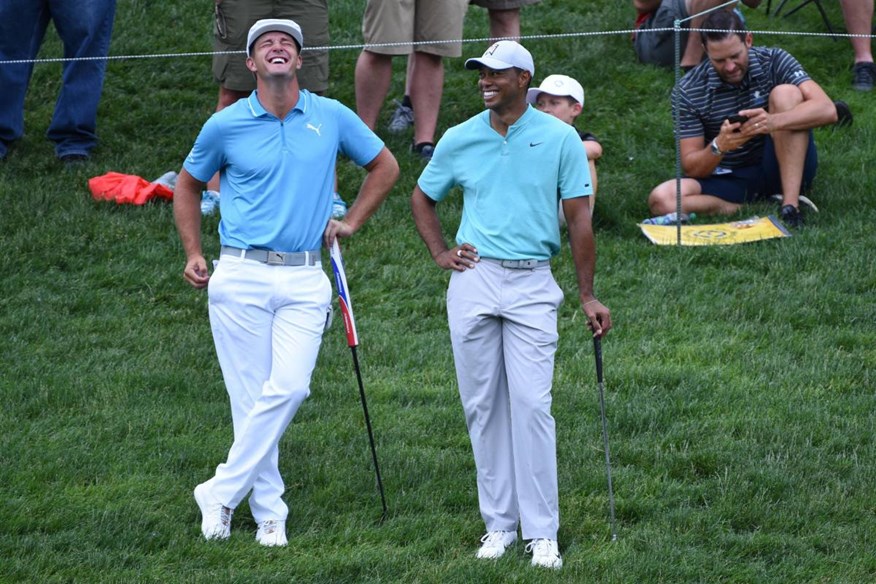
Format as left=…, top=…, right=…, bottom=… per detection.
left=417, top=106, right=592, bottom=261
left=184, top=90, right=384, bottom=252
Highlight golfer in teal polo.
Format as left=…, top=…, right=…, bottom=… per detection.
left=411, top=40, right=611, bottom=570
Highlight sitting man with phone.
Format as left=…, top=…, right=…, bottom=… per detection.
left=646, top=10, right=839, bottom=227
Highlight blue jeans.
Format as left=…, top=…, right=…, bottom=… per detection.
left=0, top=0, right=116, bottom=158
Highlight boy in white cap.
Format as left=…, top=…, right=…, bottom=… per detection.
left=527, top=74, right=603, bottom=220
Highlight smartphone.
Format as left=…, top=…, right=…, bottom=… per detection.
left=727, top=114, right=749, bottom=124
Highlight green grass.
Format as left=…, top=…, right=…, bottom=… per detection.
left=1, top=1, right=875, bottom=582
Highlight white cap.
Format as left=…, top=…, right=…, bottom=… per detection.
left=464, top=40, right=535, bottom=77
left=247, top=19, right=304, bottom=56
left=527, top=74, right=585, bottom=106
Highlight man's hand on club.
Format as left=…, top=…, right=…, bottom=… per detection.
left=582, top=296, right=611, bottom=338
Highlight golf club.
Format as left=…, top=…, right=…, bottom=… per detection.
left=593, top=335, right=617, bottom=541
left=330, top=239, right=388, bottom=522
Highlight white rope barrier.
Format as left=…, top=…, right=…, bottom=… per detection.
left=0, top=28, right=872, bottom=66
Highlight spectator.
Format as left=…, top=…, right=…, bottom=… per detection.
left=355, top=0, right=468, bottom=161
left=174, top=19, right=398, bottom=547
left=633, top=0, right=761, bottom=70
left=527, top=74, right=604, bottom=220
left=212, top=0, right=329, bottom=108
left=646, top=10, right=838, bottom=227
left=411, top=40, right=611, bottom=570
left=839, top=0, right=874, bottom=91
left=387, top=0, right=543, bottom=134
left=0, top=0, right=117, bottom=162
left=470, top=0, right=542, bottom=40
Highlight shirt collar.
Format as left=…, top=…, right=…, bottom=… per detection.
left=246, top=89, right=308, bottom=119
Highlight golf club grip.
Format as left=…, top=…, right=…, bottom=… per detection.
left=593, top=336, right=603, bottom=383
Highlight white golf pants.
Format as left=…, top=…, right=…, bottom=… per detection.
left=203, top=255, right=331, bottom=522
left=447, top=260, right=564, bottom=541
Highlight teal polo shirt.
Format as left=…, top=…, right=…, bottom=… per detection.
left=417, top=106, right=592, bottom=261
left=184, top=89, right=384, bottom=252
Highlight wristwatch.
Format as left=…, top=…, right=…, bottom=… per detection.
left=709, top=137, right=724, bottom=156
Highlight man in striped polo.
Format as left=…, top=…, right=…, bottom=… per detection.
left=646, top=10, right=839, bottom=227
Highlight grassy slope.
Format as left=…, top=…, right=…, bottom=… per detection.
left=0, top=1, right=873, bottom=582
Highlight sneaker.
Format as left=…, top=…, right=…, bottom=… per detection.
left=388, top=99, right=414, bottom=133
left=779, top=204, right=803, bottom=228
left=200, top=190, right=220, bottom=215
left=331, top=192, right=348, bottom=219
left=256, top=519, right=288, bottom=547
left=833, top=100, right=853, bottom=127
left=770, top=194, right=818, bottom=214
left=525, top=539, right=563, bottom=570
left=525, top=538, right=563, bottom=569
left=852, top=61, right=875, bottom=91
left=193, top=483, right=233, bottom=540
left=411, top=141, right=435, bottom=161
left=476, top=530, right=517, bottom=559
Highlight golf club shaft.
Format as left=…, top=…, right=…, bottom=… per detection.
left=330, top=240, right=387, bottom=520
left=351, top=345, right=388, bottom=521
left=593, top=336, right=617, bottom=541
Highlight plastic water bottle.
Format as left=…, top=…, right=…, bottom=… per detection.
left=331, top=192, right=347, bottom=219
left=641, top=212, right=696, bottom=225
left=200, top=190, right=220, bottom=215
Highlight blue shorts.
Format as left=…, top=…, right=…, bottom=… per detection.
left=694, top=133, right=818, bottom=204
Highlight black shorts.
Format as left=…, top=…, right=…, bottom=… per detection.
left=694, top=133, right=818, bottom=204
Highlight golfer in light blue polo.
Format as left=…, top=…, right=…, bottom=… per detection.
left=173, top=18, right=398, bottom=547
left=411, top=40, right=612, bottom=570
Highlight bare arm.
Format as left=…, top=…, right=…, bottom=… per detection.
left=563, top=196, right=611, bottom=337
left=584, top=140, right=602, bottom=161
left=324, top=146, right=399, bottom=246
left=173, top=168, right=210, bottom=289
left=680, top=115, right=754, bottom=178
left=410, top=185, right=478, bottom=271
left=739, top=80, right=837, bottom=134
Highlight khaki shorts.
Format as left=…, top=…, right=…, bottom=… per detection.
left=470, top=0, right=541, bottom=9
left=361, top=0, right=467, bottom=57
left=213, top=0, right=329, bottom=93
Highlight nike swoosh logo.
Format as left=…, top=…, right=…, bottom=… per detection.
left=530, top=142, right=543, bottom=147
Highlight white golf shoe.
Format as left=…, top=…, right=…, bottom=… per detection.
left=193, top=483, right=233, bottom=540
left=476, top=530, right=517, bottom=559
left=526, top=538, right=563, bottom=569
left=256, top=520, right=288, bottom=547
